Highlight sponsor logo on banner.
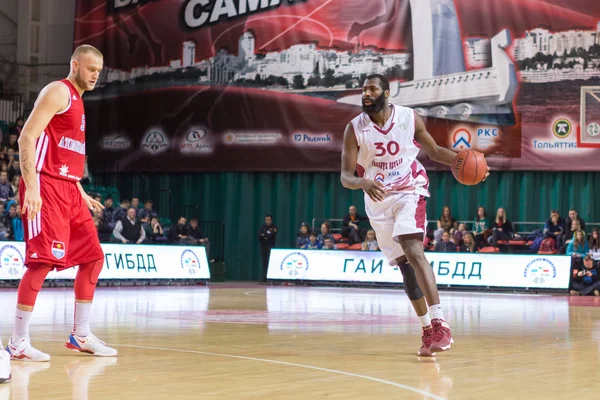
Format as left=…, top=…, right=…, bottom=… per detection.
left=552, top=119, right=572, bottom=138
left=223, top=132, right=282, bottom=145
left=476, top=127, right=499, bottom=149
left=0, top=244, right=24, bottom=276
left=374, top=173, right=385, bottom=183
left=588, top=122, right=600, bottom=137
left=51, top=241, right=65, bottom=260
left=181, top=249, right=201, bottom=275
left=142, top=130, right=169, bottom=154
left=180, top=129, right=213, bottom=154
left=523, top=258, right=557, bottom=285
left=101, top=135, right=132, bottom=150
left=280, top=252, right=309, bottom=277
left=451, top=128, right=472, bottom=150
left=292, top=133, right=332, bottom=144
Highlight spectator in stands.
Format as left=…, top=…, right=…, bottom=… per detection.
left=131, top=197, right=141, bottom=211
left=589, top=228, right=600, bottom=260
left=0, top=171, right=13, bottom=202
left=0, top=204, right=11, bottom=240
left=543, top=210, right=564, bottom=246
left=473, top=206, right=491, bottom=247
left=567, top=230, right=588, bottom=269
left=138, top=199, right=158, bottom=220
left=296, top=223, right=311, bottom=248
left=0, top=147, right=7, bottom=165
left=81, top=155, right=92, bottom=185
left=460, top=233, right=478, bottom=253
left=435, top=206, right=457, bottom=242
left=259, top=214, right=277, bottom=282
left=168, top=216, right=196, bottom=245
left=8, top=159, right=20, bottom=182
left=362, top=229, right=379, bottom=251
left=565, top=208, right=586, bottom=241
left=11, top=117, right=24, bottom=136
left=435, top=231, right=457, bottom=252
left=93, top=209, right=113, bottom=243
left=560, top=219, right=581, bottom=254
left=11, top=206, right=23, bottom=241
left=570, top=255, right=600, bottom=296
left=6, top=132, right=18, bottom=152
left=10, top=175, right=19, bottom=198
left=6, top=204, right=17, bottom=224
left=322, top=237, right=337, bottom=250
left=113, top=199, right=129, bottom=224
left=342, top=205, right=368, bottom=245
left=489, top=208, right=515, bottom=246
left=149, top=216, right=167, bottom=242
left=189, top=218, right=210, bottom=257
left=113, top=208, right=147, bottom=244
left=317, top=222, right=335, bottom=245
left=6, top=148, right=15, bottom=165
left=101, top=196, right=116, bottom=227
left=453, top=223, right=467, bottom=245
left=305, top=232, right=322, bottom=250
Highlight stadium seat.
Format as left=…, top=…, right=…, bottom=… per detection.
left=538, top=250, right=558, bottom=255
left=497, top=240, right=510, bottom=245
left=336, top=243, right=350, bottom=250
left=332, top=233, right=342, bottom=242
left=508, top=240, right=527, bottom=246
left=349, top=243, right=362, bottom=250
left=479, top=247, right=500, bottom=253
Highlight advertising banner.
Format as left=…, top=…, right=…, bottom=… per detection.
left=0, top=242, right=210, bottom=280
left=267, top=249, right=571, bottom=289
left=74, top=1, right=600, bottom=171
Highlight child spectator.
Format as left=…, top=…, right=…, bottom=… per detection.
left=317, top=222, right=335, bottom=245
left=472, top=206, right=491, bottom=247
left=453, top=223, right=467, bottom=245
left=362, top=229, right=379, bottom=251
left=567, top=230, right=588, bottom=269
left=570, top=255, right=600, bottom=296
left=589, top=228, right=600, bottom=260
left=296, top=223, right=310, bottom=248
left=305, top=232, right=322, bottom=250
left=322, top=237, right=337, bottom=250
left=460, top=233, right=478, bottom=253
left=435, top=231, right=456, bottom=252
left=434, top=206, right=457, bottom=242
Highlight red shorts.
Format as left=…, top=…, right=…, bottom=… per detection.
left=19, top=174, right=104, bottom=269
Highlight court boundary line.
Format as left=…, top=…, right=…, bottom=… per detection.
left=38, top=338, right=445, bottom=400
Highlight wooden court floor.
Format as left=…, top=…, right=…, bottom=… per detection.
left=0, top=283, right=599, bottom=399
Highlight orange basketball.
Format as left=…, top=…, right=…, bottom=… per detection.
left=452, top=149, right=488, bottom=185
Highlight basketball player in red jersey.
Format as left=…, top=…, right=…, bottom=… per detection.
left=4, top=45, right=117, bottom=361
left=341, top=74, right=487, bottom=357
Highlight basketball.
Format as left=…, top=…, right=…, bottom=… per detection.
left=452, top=150, right=488, bottom=185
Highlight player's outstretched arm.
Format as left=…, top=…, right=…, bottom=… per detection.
left=413, top=113, right=457, bottom=166
left=340, top=123, right=385, bottom=202
left=18, top=82, right=70, bottom=220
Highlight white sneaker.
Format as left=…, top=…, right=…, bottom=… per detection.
left=65, top=333, right=117, bottom=357
left=0, top=349, right=10, bottom=383
left=6, top=337, right=51, bottom=362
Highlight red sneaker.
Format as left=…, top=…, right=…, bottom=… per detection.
left=431, top=319, right=454, bottom=352
left=418, top=326, right=436, bottom=357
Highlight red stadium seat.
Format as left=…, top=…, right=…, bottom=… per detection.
left=349, top=244, right=363, bottom=250
left=332, top=233, right=342, bottom=242
left=526, top=241, right=533, bottom=246
left=538, top=250, right=558, bottom=255
left=497, top=240, right=510, bottom=245
left=479, top=247, right=500, bottom=253
left=508, top=240, right=527, bottom=246
left=336, top=243, right=350, bottom=250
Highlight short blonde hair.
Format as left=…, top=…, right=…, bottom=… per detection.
left=72, top=44, right=103, bottom=60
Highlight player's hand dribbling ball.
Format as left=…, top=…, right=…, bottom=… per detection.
left=452, top=149, right=489, bottom=185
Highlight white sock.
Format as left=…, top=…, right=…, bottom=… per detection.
left=74, top=302, right=92, bottom=337
left=429, top=304, right=445, bottom=321
left=418, top=313, right=432, bottom=328
left=13, top=309, right=33, bottom=341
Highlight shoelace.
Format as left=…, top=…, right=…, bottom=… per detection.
left=432, top=321, right=446, bottom=342
left=422, top=328, right=434, bottom=346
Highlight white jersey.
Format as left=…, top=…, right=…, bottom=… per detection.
left=351, top=104, right=430, bottom=197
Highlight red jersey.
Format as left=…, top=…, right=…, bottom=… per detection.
left=35, top=79, right=86, bottom=182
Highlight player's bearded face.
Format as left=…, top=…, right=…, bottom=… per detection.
left=362, top=91, right=386, bottom=113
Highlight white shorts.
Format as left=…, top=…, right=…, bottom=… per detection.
left=364, top=192, right=428, bottom=266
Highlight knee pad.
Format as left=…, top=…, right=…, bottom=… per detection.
left=398, top=261, right=423, bottom=301
left=75, top=259, right=103, bottom=301
left=18, top=265, right=53, bottom=306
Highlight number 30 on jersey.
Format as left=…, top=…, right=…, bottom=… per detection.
left=374, top=141, right=400, bottom=157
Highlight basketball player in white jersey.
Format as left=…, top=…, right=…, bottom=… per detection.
left=341, top=74, right=487, bottom=356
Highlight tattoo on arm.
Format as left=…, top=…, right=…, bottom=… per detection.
left=21, top=150, right=33, bottom=176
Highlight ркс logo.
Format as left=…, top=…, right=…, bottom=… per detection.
left=524, top=258, right=557, bottom=285
left=280, top=252, right=309, bottom=277
left=181, top=249, right=201, bottom=275
left=0, top=244, right=24, bottom=276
